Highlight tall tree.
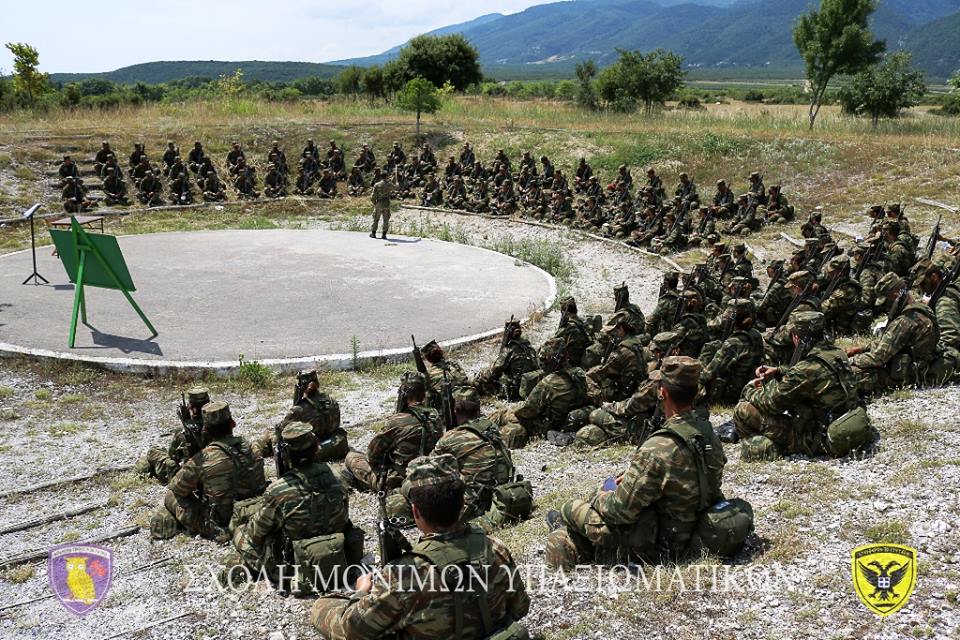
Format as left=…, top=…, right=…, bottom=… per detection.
left=575, top=60, right=598, bottom=111
left=396, top=77, right=442, bottom=143
left=4, top=42, right=49, bottom=106
left=793, top=0, right=885, bottom=129
left=838, top=52, right=926, bottom=128
left=394, top=34, right=482, bottom=91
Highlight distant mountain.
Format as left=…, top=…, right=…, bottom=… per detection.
left=330, top=0, right=960, bottom=79
left=49, top=60, right=342, bottom=85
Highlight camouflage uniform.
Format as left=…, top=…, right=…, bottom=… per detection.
left=311, top=456, right=530, bottom=640
left=474, top=325, right=539, bottom=401
left=586, top=334, right=648, bottom=403
left=644, top=285, right=681, bottom=337
left=700, top=299, right=764, bottom=406
left=260, top=379, right=348, bottom=463
left=551, top=304, right=592, bottom=367
left=151, top=402, right=266, bottom=540
left=225, top=423, right=363, bottom=589
left=734, top=312, right=860, bottom=456
left=546, top=358, right=726, bottom=570
left=820, top=256, right=864, bottom=335
left=851, top=273, right=943, bottom=394
left=370, top=178, right=394, bottom=238
left=135, top=387, right=209, bottom=484
left=757, top=262, right=790, bottom=328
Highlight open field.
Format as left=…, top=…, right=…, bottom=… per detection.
left=0, top=97, right=959, bottom=639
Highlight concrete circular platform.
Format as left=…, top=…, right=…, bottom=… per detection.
left=0, top=229, right=555, bottom=374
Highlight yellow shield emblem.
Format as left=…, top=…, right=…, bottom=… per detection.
left=851, top=543, right=917, bottom=617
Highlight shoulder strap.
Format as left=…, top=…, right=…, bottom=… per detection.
left=807, top=349, right=855, bottom=401
left=650, top=421, right=711, bottom=512
left=460, top=421, right=516, bottom=481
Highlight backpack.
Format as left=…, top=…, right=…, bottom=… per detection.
left=459, top=422, right=533, bottom=527
left=655, top=420, right=753, bottom=558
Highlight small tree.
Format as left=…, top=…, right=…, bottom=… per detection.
left=838, top=52, right=927, bottom=127
left=595, top=49, right=685, bottom=112
left=360, top=65, right=386, bottom=102
left=793, top=0, right=885, bottom=129
left=397, top=77, right=442, bottom=143
left=4, top=42, right=49, bottom=106
left=575, top=60, right=598, bottom=110
left=216, top=68, right=245, bottom=97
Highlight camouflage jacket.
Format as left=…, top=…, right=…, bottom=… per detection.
left=759, top=278, right=791, bottom=327
left=425, top=359, right=470, bottom=408
left=433, top=417, right=515, bottom=495
left=645, top=291, right=680, bottom=336
left=514, top=367, right=590, bottom=430
left=169, top=435, right=266, bottom=525
left=821, top=278, right=863, bottom=324
left=856, top=262, right=884, bottom=309
left=676, top=312, right=709, bottom=358
left=587, top=335, right=648, bottom=400
left=553, top=314, right=592, bottom=366
left=608, top=378, right=659, bottom=419
left=476, top=338, right=538, bottom=396
left=319, top=526, right=529, bottom=640
left=367, top=407, right=442, bottom=489
left=852, top=303, right=939, bottom=369
left=235, top=462, right=349, bottom=563
left=259, top=392, right=342, bottom=457
left=744, top=344, right=859, bottom=427
left=371, top=180, right=394, bottom=206
left=935, top=284, right=960, bottom=353
left=701, top=328, right=764, bottom=399
left=593, top=412, right=726, bottom=557
left=886, top=240, right=915, bottom=277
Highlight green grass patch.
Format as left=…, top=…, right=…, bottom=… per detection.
left=864, top=520, right=911, bottom=545
left=59, top=394, right=86, bottom=405
left=234, top=354, right=275, bottom=389
left=48, top=422, right=85, bottom=437
left=769, top=499, right=814, bottom=519
left=0, top=386, right=14, bottom=399
left=34, top=389, right=52, bottom=401
left=237, top=216, right=279, bottom=230
left=2, top=565, right=35, bottom=584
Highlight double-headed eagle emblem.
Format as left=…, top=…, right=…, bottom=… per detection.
left=851, top=544, right=917, bottom=617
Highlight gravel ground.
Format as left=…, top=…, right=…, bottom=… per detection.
left=0, top=209, right=957, bottom=640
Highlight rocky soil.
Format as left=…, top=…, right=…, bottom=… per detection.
left=0, top=208, right=957, bottom=640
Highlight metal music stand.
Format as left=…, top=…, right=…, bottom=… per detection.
left=21, top=203, right=49, bottom=285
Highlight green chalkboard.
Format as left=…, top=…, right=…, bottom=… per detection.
left=49, top=228, right=136, bottom=291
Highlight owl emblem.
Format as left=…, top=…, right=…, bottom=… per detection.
left=48, top=544, right=113, bottom=615
left=65, top=556, right=97, bottom=604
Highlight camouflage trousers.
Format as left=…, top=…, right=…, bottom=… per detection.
left=575, top=408, right=632, bottom=447
left=545, top=498, right=659, bottom=571
left=490, top=409, right=537, bottom=449
left=311, top=595, right=353, bottom=638
left=150, top=490, right=226, bottom=541
left=134, top=447, right=180, bottom=485
left=371, top=204, right=390, bottom=236
left=343, top=452, right=411, bottom=522
left=732, top=401, right=823, bottom=456
left=853, top=354, right=955, bottom=396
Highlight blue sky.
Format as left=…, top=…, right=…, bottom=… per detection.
left=0, top=0, right=544, bottom=74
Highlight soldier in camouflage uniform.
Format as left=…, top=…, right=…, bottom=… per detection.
left=311, top=454, right=530, bottom=640
left=550, top=297, right=592, bottom=367
left=882, top=221, right=915, bottom=278
left=344, top=373, right=442, bottom=516
left=433, top=388, right=519, bottom=523
left=545, top=357, right=727, bottom=569
left=223, top=423, right=364, bottom=591
left=584, top=284, right=646, bottom=368
left=757, top=260, right=790, bottom=329
left=474, top=319, right=539, bottom=401
left=135, top=387, right=211, bottom=484
left=674, top=288, right=709, bottom=358
left=137, top=170, right=164, bottom=206
left=586, top=313, right=648, bottom=404
left=578, top=331, right=681, bottom=447
left=101, top=167, right=130, bottom=206
left=259, top=370, right=348, bottom=463
left=644, top=273, right=681, bottom=338
left=700, top=299, right=764, bottom=406
left=765, top=185, right=793, bottom=223
left=733, top=312, right=861, bottom=457
left=820, top=255, right=864, bottom=335
left=851, top=242, right=885, bottom=313
left=914, top=259, right=960, bottom=371
left=150, top=402, right=267, bottom=541
left=847, top=273, right=948, bottom=395
left=764, top=270, right=823, bottom=364
left=370, top=173, right=395, bottom=239
left=495, top=337, right=591, bottom=449
left=420, top=340, right=471, bottom=410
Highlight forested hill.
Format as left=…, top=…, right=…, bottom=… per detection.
left=49, top=61, right=342, bottom=85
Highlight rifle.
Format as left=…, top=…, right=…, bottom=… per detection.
left=775, top=279, right=814, bottom=329
left=501, top=315, right=515, bottom=350
left=177, top=394, right=204, bottom=457
left=853, top=238, right=883, bottom=281
left=410, top=335, right=427, bottom=375
left=439, top=368, right=456, bottom=431
left=820, top=262, right=850, bottom=301
left=697, top=209, right=713, bottom=235
left=788, top=336, right=813, bottom=367
left=759, top=264, right=784, bottom=310
left=375, top=462, right=409, bottom=565
left=929, top=258, right=960, bottom=309
left=926, top=214, right=943, bottom=260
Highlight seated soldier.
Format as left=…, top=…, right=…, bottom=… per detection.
left=419, top=340, right=471, bottom=410
left=493, top=337, right=591, bottom=449
left=699, top=299, right=764, bottom=406
left=311, top=454, right=531, bottom=640
left=474, top=318, right=539, bottom=401
left=234, top=161, right=260, bottom=199
left=419, top=174, right=444, bottom=207
left=294, top=159, right=316, bottom=195
left=161, top=141, right=179, bottom=177
left=135, top=387, right=210, bottom=484
left=259, top=370, right=348, bottom=463
left=347, top=166, right=366, bottom=196
left=343, top=373, right=442, bottom=519
left=732, top=311, right=866, bottom=458
left=317, top=169, right=337, bottom=198
left=433, top=388, right=531, bottom=528
left=765, top=185, right=794, bottom=223
left=820, top=255, right=866, bottom=335
left=57, top=155, right=79, bottom=186
left=187, top=141, right=206, bottom=174
left=545, top=356, right=732, bottom=570
left=101, top=167, right=130, bottom=206
left=847, top=272, right=952, bottom=395
left=93, top=142, right=113, bottom=176
left=202, top=171, right=227, bottom=202
left=169, top=170, right=194, bottom=205
left=226, top=142, right=245, bottom=175
left=62, top=177, right=98, bottom=213
left=585, top=313, right=648, bottom=405
left=222, top=423, right=365, bottom=594
left=150, top=402, right=266, bottom=541
left=137, top=170, right=164, bottom=206
left=264, top=162, right=287, bottom=199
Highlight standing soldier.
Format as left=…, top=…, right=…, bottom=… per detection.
left=150, top=402, right=266, bottom=541
left=370, top=172, right=395, bottom=239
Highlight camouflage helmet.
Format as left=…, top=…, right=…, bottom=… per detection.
left=297, top=369, right=320, bottom=386
left=399, top=371, right=427, bottom=395
left=729, top=298, right=756, bottom=318
left=648, top=356, right=701, bottom=387
left=281, top=422, right=317, bottom=453
left=788, top=311, right=825, bottom=338
left=201, top=401, right=232, bottom=428
left=609, top=309, right=643, bottom=334
left=401, top=453, right=462, bottom=499
left=186, top=386, right=210, bottom=406
left=874, top=272, right=906, bottom=302
left=651, top=331, right=681, bottom=353
left=827, top=255, right=849, bottom=272
left=453, top=385, right=480, bottom=408
left=740, top=435, right=780, bottom=462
